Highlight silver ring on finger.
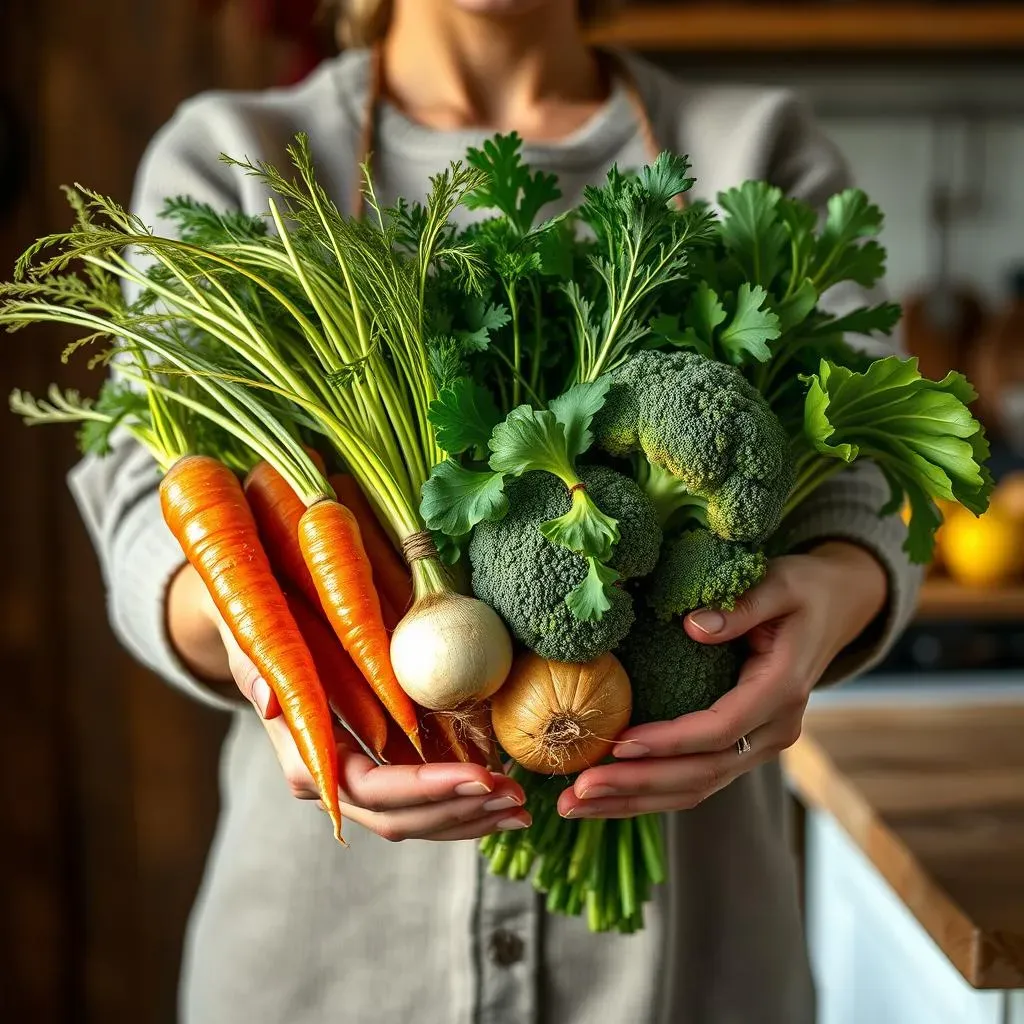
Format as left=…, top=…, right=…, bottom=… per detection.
left=736, top=734, right=752, bottom=756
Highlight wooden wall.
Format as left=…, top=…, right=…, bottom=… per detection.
left=0, top=4, right=307, bottom=1021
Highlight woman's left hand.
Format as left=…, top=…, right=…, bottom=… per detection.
left=557, top=541, right=888, bottom=820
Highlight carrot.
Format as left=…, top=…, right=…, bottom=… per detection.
left=285, top=591, right=389, bottom=760
left=422, top=712, right=477, bottom=765
left=160, top=455, right=342, bottom=840
left=329, top=473, right=413, bottom=617
left=244, top=460, right=322, bottom=612
left=298, top=499, right=423, bottom=755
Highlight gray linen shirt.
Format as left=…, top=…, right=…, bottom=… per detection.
left=68, top=50, right=921, bottom=1024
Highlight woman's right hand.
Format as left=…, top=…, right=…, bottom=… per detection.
left=167, top=564, right=531, bottom=842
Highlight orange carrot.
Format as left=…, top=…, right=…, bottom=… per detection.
left=160, top=455, right=342, bottom=840
left=244, top=460, right=322, bottom=612
left=329, top=473, right=413, bottom=617
left=285, top=591, right=389, bottom=760
left=298, top=499, right=422, bottom=755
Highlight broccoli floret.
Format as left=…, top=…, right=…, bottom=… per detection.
left=645, top=528, right=768, bottom=621
left=469, top=464, right=661, bottom=663
left=619, top=614, right=739, bottom=724
left=593, top=349, right=794, bottom=543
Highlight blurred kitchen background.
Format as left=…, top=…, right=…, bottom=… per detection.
left=1, top=2, right=1022, bottom=1022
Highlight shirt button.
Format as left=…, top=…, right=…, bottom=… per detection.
left=488, top=928, right=525, bottom=967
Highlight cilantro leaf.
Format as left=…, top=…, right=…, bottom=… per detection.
left=718, top=283, right=780, bottom=365
left=680, top=282, right=726, bottom=356
left=717, top=182, right=788, bottom=288
left=427, top=377, right=502, bottom=458
left=456, top=298, right=510, bottom=352
left=464, top=132, right=561, bottom=236
left=774, top=279, right=819, bottom=334
left=810, top=302, right=902, bottom=339
left=565, top=557, right=621, bottom=622
left=813, top=189, right=887, bottom=291
left=419, top=460, right=509, bottom=537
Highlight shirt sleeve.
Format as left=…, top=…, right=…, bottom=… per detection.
left=763, top=91, right=923, bottom=683
left=67, top=99, right=245, bottom=711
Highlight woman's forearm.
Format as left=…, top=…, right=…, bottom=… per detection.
left=166, top=563, right=237, bottom=694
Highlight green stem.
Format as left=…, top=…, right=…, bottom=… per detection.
left=506, top=280, right=522, bottom=408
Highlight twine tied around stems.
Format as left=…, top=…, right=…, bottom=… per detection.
left=401, top=530, right=438, bottom=563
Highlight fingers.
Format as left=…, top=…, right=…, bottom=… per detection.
left=219, top=619, right=281, bottom=718
left=336, top=744, right=524, bottom=812
left=560, top=716, right=803, bottom=819
left=340, top=791, right=531, bottom=842
left=421, top=810, right=532, bottom=843
left=260, top=727, right=533, bottom=841
left=613, top=603, right=810, bottom=761
left=684, top=569, right=798, bottom=647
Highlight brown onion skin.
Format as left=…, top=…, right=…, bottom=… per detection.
left=491, top=651, right=632, bottom=775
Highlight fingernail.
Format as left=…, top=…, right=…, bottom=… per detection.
left=251, top=677, right=272, bottom=717
left=689, top=610, right=726, bottom=635
left=564, top=805, right=595, bottom=818
left=579, top=785, right=616, bottom=800
left=483, top=794, right=520, bottom=812
left=613, top=742, right=650, bottom=759
left=498, top=817, right=530, bottom=831
left=455, top=780, right=491, bottom=797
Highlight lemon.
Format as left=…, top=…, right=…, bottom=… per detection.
left=941, top=508, right=1024, bottom=589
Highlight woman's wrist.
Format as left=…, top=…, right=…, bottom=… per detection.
left=165, top=563, right=234, bottom=687
left=806, top=539, right=889, bottom=652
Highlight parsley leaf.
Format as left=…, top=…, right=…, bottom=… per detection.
left=464, top=133, right=561, bottom=236
left=717, top=182, right=788, bottom=288
left=718, top=283, right=780, bottom=365
left=428, top=377, right=502, bottom=458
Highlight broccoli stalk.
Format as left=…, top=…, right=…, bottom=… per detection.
left=634, top=459, right=709, bottom=532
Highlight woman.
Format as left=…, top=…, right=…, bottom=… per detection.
left=70, top=1, right=920, bottom=1021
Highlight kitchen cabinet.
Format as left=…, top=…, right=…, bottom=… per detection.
left=588, top=4, right=1024, bottom=54
left=785, top=696, right=1024, bottom=1023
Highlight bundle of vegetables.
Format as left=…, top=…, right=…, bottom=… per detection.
left=3, top=134, right=992, bottom=934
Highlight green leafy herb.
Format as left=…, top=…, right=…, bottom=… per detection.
left=428, top=377, right=502, bottom=458
left=793, top=356, right=993, bottom=562
left=565, top=558, right=621, bottom=622
left=419, top=459, right=508, bottom=537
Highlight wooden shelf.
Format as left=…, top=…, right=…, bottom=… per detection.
left=588, top=4, right=1024, bottom=53
left=915, top=578, right=1024, bottom=622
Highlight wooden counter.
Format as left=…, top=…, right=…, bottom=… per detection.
left=783, top=703, right=1024, bottom=989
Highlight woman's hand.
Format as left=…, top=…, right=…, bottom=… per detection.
left=557, top=541, right=887, bottom=820
left=167, top=565, right=531, bottom=842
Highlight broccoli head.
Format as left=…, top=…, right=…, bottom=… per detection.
left=592, top=349, right=794, bottom=543
left=644, top=527, right=768, bottom=621
left=468, top=464, right=661, bottom=663
left=619, top=614, right=740, bottom=725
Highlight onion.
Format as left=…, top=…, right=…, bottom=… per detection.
left=390, top=592, right=512, bottom=711
left=491, top=652, right=632, bottom=775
